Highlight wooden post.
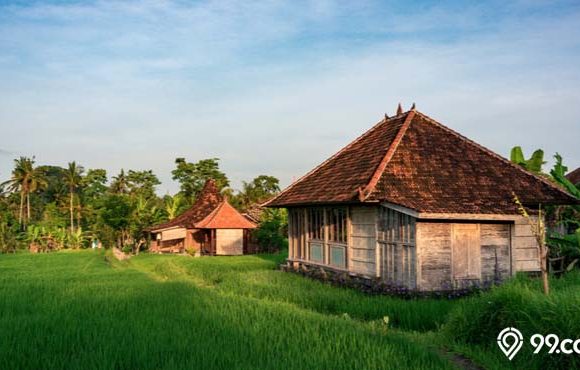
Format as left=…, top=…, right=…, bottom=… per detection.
left=303, top=208, right=308, bottom=261
left=323, top=207, right=329, bottom=265
left=288, top=210, right=294, bottom=260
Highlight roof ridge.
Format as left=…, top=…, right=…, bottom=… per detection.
left=262, top=112, right=411, bottom=207
left=359, top=110, right=416, bottom=201
left=413, top=110, right=572, bottom=199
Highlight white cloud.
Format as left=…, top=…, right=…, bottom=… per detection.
left=0, top=0, right=579, bottom=193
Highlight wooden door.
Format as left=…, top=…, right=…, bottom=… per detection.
left=452, top=224, right=481, bottom=280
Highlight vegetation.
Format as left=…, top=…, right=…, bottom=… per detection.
left=510, top=146, right=546, bottom=174
left=0, top=156, right=285, bottom=253
left=1, top=250, right=579, bottom=369
left=0, top=251, right=450, bottom=370
left=509, top=147, right=580, bottom=272
left=444, top=272, right=580, bottom=369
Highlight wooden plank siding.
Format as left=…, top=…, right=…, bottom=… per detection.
left=349, top=206, right=378, bottom=277
left=416, top=222, right=513, bottom=290
left=287, top=205, right=534, bottom=291
left=512, top=216, right=541, bottom=272
left=480, top=224, right=511, bottom=281
left=416, top=223, right=453, bottom=290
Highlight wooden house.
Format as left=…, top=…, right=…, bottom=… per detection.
left=149, top=179, right=257, bottom=255
left=265, top=106, right=578, bottom=290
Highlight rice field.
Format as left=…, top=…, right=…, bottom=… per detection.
left=0, top=250, right=454, bottom=370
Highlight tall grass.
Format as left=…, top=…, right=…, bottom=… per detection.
left=443, top=272, right=580, bottom=369
left=131, top=253, right=456, bottom=332
left=0, top=251, right=451, bottom=369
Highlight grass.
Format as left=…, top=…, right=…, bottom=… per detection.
left=2, top=250, right=579, bottom=369
left=0, top=250, right=453, bottom=370
left=443, top=272, right=580, bottom=369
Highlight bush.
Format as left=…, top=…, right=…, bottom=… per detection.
left=255, top=208, right=287, bottom=253
left=443, top=272, right=580, bottom=368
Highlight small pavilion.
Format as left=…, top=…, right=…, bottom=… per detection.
left=149, top=179, right=257, bottom=255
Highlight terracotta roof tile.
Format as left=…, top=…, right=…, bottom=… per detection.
left=195, top=199, right=257, bottom=229
left=265, top=113, right=409, bottom=205
left=150, top=179, right=222, bottom=230
left=567, top=168, right=580, bottom=186
left=266, top=110, right=578, bottom=213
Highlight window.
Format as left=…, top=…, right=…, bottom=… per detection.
left=304, top=207, right=348, bottom=268
left=307, top=208, right=324, bottom=241
left=330, top=245, right=346, bottom=268
left=379, top=207, right=417, bottom=287
left=328, top=208, right=347, bottom=244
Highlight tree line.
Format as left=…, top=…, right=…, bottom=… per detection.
left=0, top=157, right=285, bottom=253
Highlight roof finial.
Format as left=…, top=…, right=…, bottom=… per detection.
left=396, top=103, right=403, bottom=115
left=410, top=102, right=416, bottom=111
left=384, top=113, right=389, bottom=120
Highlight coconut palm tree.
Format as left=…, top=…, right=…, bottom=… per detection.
left=26, top=164, right=47, bottom=222
left=63, top=162, right=84, bottom=233
left=1, top=157, right=46, bottom=228
left=110, top=169, right=129, bottom=194
left=1, top=157, right=29, bottom=227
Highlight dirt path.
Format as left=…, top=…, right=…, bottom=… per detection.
left=439, top=348, right=483, bottom=370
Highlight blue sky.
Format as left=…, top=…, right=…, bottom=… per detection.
left=1, top=0, right=579, bottom=194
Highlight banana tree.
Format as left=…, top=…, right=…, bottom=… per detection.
left=510, top=146, right=546, bottom=173
left=24, top=225, right=43, bottom=253
left=547, top=153, right=580, bottom=269
left=67, top=227, right=86, bottom=249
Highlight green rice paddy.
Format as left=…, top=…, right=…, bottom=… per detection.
left=1, top=250, right=578, bottom=369
left=0, top=250, right=452, bottom=369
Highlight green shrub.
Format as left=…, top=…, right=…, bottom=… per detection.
left=444, top=272, right=580, bottom=369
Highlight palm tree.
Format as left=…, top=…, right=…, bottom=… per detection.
left=63, top=162, right=84, bottom=233
left=1, top=157, right=29, bottom=227
left=110, top=169, right=129, bottom=194
left=26, top=164, right=47, bottom=222
left=1, top=157, right=46, bottom=228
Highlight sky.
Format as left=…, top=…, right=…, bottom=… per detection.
left=1, top=0, right=579, bottom=195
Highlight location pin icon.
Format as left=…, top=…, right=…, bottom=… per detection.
left=497, top=327, right=524, bottom=361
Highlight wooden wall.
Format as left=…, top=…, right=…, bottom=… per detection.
left=511, top=216, right=540, bottom=272
left=349, top=206, right=378, bottom=277
left=481, top=224, right=511, bottom=281
left=286, top=204, right=526, bottom=291
left=288, top=209, right=306, bottom=260
left=161, top=227, right=186, bottom=241
left=216, top=229, right=244, bottom=255
left=416, top=222, right=512, bottom=290
left=416, top=223, right=452, bottom=290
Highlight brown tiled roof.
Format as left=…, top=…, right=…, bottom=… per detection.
left=196, top=199, right=257, bottom=229
left=242, top=203, right=265, bottom=224
left=567, top=168, right=580, bottom=186
left=150, top=179, right=223, bottom=231
left=265, top=109, right=578, bottom=213
left=265, top=114, right=409, bottom=205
